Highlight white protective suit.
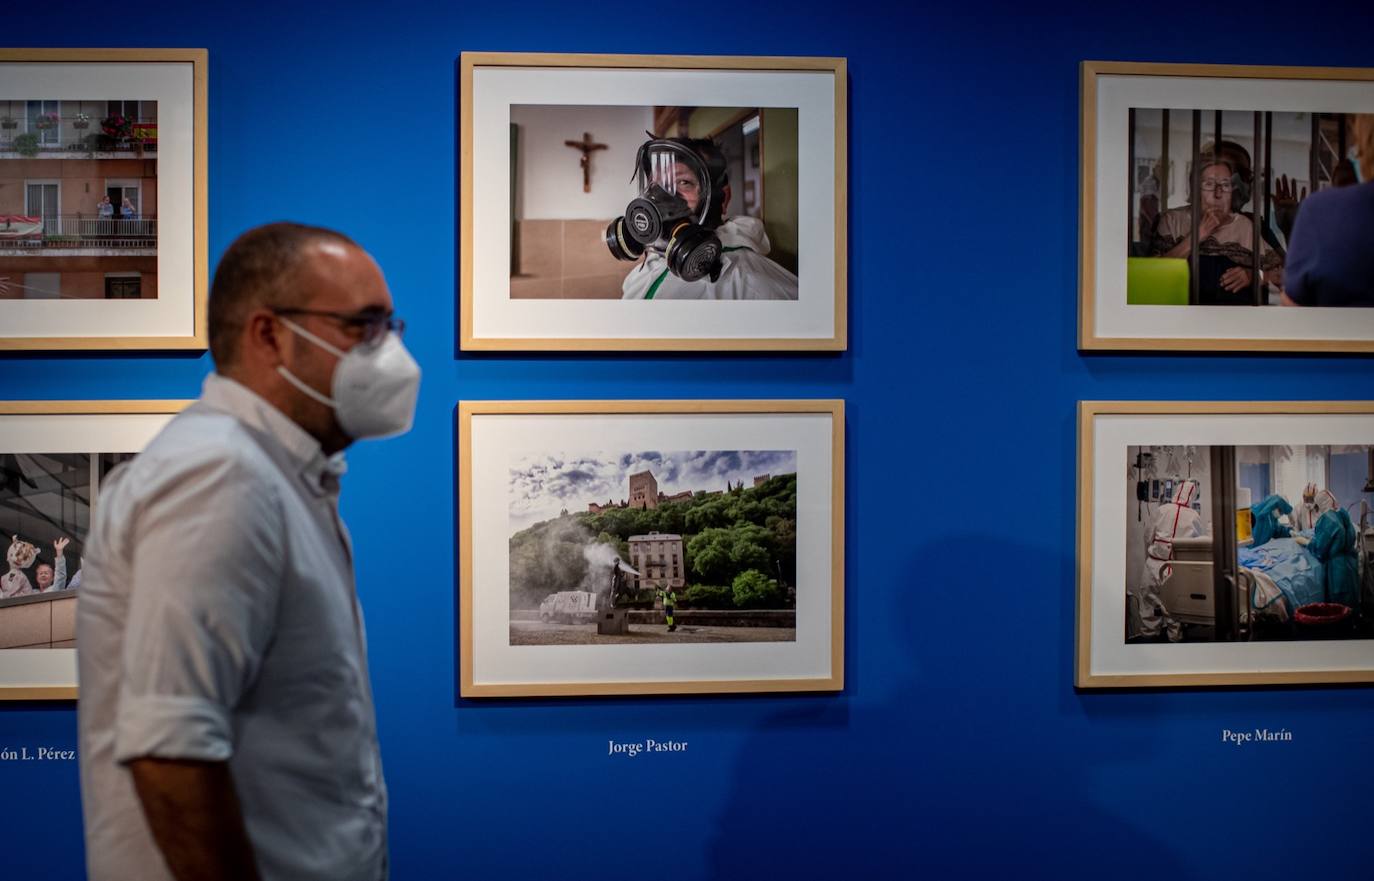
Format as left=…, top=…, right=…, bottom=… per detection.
left=1292, top=484, right=1319, bottom=532
left=1293, top=487, right=1339, bottom=530
left=1132, top=479, right=1203, bottom=641
left=620, top=216, right=799, bottom=301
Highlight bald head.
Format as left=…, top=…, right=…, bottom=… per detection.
left=208, top=222, right=359, bottom=369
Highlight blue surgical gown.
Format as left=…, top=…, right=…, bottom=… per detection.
left=1251, top=495, right=1293, bottom=547
left=1310, top=509, right=1360, bottom=607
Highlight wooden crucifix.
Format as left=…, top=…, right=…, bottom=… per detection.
left=564, top=132, right=608, bottom=193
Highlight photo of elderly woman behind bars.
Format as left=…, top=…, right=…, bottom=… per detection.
left=1125, top=108, right=1368, bottom=307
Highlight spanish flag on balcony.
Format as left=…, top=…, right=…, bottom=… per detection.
left=132, top=123, right=157, bottom=147
left=0, top=216, right=43, bottom=239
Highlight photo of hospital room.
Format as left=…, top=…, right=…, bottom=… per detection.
left=0, top=451, right=133, bottom=649
left=1125, top=108, right=1363, bottom=307
left=508, top=104, right=798, bottom=299
left=1125, top=444, right=1374, bottom=644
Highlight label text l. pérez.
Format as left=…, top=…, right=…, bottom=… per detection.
left=0, top=746, right=77, bottom=761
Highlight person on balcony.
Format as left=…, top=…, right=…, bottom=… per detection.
left=120, top=198, right=139, bottom=222
left=97, top=196, right=115, bottom=236
left=35, top=537, right=71, bottom=592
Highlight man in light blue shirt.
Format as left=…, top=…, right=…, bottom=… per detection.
left=78, top=222, right=420, bottom=881
left=34, top=537, right=69, bottom=592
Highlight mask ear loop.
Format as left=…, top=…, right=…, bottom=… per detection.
left=276, top=315, right=345, bottom=408
left=279, top=315, right=347, bottom=359
left=277, top=365, right=336, bottom=408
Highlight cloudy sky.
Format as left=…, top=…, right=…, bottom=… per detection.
left=508, top=449, right=796, bottom=533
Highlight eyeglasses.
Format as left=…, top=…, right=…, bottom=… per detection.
left=1200, top=180, right=1233, bottom=193
left=273, top=308, right=405, bottom=346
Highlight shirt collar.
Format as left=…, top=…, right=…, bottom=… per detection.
left=199, top=373, right=346, bottom=495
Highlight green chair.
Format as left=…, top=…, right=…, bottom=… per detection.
left=1127, top=257, right=1189, bottom=305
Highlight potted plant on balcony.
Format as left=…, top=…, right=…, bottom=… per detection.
left=0, top=115, right=17, bottom=131
left=100, top=113, right=132, bottom=151
left=34, top=112, right=60, bottom=131
left=73, top=112, right=91, bottom=130
left=13, top=132, right=40, bottom=157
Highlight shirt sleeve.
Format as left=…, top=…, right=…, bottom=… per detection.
left=51, top=555, right=67, bottom=592
left=113, top=448, right=285, bottom=764
left=727, top=252, right=800, bottom=301
left=1283, top=200, right=1321, bottom=305
left=1149, top=210, right=1186, bottom=256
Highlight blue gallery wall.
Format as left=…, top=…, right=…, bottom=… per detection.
left=4, top=2, right=1374, bottom=878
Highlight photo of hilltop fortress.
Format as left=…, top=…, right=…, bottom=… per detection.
left=587, top=468, right=778, bottom=514
left=507, top=450, right=799, bottom=646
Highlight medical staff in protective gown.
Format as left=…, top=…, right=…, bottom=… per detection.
left=606, top=136, right=799, bottom=301
left=1133, top=479, right=1203, bottom=642
left=1250, top=494, right=1293, bottom=547
left=1307, top=489, right=1360, bottom=608
left=1292, top=483, right=1320, bottom=532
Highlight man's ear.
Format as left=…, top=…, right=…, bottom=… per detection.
left=244, top=309, right=286, bottom=367
left=721, top=184, right=732, bottom=214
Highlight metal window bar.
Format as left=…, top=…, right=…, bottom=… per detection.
left=1263, top=112, right=1273, bottom=228
left=1319, top=126, right=1336, bottom=187
left=1161, top=110, right=1171, bottom=212
left=1252, top=111, right=1263, bottom=306
left=1311, top=114, right=1320, bottom=195
left=1190, top=110, right=1201, bottom=305
left=1128, top=108, right=1136, bottom=249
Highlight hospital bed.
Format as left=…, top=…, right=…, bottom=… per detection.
left=1159, top=537, right=1257, bottom=637
left=1239, top=535, right=1333, bottom=622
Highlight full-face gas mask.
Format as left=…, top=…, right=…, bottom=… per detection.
left=605, top=138, right=726, bottom=282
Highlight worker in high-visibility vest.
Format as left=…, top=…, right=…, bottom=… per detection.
left=660, top=587, right=677, bottom=632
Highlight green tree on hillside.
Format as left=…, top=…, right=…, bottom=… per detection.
left=512, top=473, right=798, bottom=610
left=687, top=523, right=772, bottom=587
left=732, top=569, right=782, bottom=609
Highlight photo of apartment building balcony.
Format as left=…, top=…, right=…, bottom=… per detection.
left=0, top=98, right=158, bottom=300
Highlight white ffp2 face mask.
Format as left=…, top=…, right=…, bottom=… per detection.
left=276, top=317, right=421, bottom=440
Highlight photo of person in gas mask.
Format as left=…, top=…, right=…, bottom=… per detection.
left=606, top=136, right=799, bottom=300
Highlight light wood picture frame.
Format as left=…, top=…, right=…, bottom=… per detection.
left=459, top=399, right=844, bottom=697
left=1077, top=400, right=1374, bottom=688
left=0, top=400, right=188, bottom=700
left=459, top=52, right=848, bottom=351
left=1079, top=61, right=1374, bottom=352
left=0, top=49, right=208, bottom=351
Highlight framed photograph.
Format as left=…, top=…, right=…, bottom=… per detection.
left=1078, top=401, right=1374, bottom=688
left=1079, top=62, right=1374, bottom=352
left=459, top=52, right=847, bottom=351
left=459, top=400, right=844, bottom=697
left=0, top=49, right=207, bottom=351
left=1, top=400, right=185, bottom=700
